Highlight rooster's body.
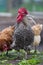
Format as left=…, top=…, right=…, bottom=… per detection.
left=14, top=26, right=34, bottom=51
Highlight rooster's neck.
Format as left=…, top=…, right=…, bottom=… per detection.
left=23, top=16, right=31, bottom=27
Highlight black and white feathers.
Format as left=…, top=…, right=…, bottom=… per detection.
left=14, top=24, right=34, bottom=51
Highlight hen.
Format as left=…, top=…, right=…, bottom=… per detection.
left=0, top=25, right=15, bottom=54
left=31, top=24, right=42, bottom=52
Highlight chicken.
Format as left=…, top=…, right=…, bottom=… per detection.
left=14, top=8, right=35, bottom=54
left=0, top=25, right=15, bottom=55
left=31, top=24, right=42, bottom=52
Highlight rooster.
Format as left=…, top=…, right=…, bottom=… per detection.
left=31, top=24, right=42, bottom=53
left=14, top=8, right=35, bottom=55
left=0, top=25, right=15, bottom=55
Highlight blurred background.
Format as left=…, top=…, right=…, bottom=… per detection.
left=0, top=0, right=43, bottom=12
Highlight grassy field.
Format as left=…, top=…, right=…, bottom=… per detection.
left=0, top=50, right=43, bottom=65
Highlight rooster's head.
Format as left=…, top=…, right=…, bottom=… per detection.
left=17, top=7, right=28, bottom=23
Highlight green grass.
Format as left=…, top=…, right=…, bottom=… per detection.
left=18, top=54, right=43, bottom=65
left=0, top=49, right=43, bottom=65
left=0, top=49, right=26, bottom=60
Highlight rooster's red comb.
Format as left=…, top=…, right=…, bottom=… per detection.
left=18, top=7, right=28, bottom=15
